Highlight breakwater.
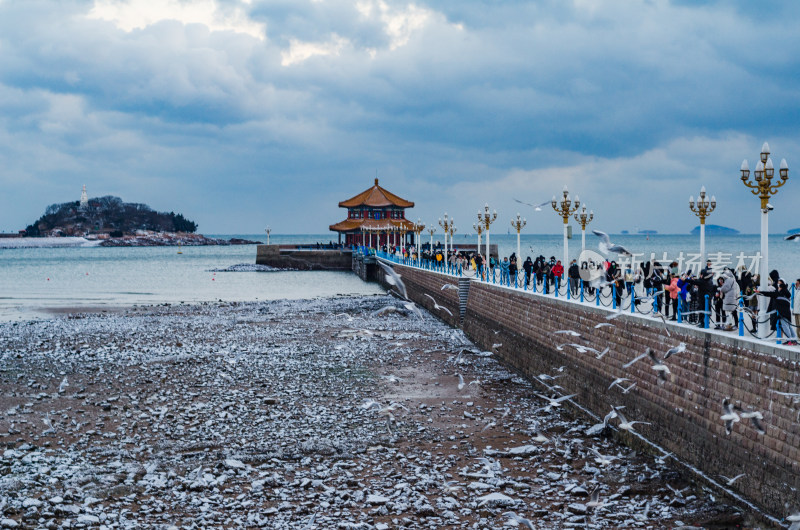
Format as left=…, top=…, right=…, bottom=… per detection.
left=256, top=245, right=352, bottom=270
left=371, top=256, right=799, bottom=522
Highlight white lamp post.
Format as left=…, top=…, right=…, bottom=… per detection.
left=689, top=186, right=716, bottom=265
left=473, top=222, right=483, bottom=253
left=426, top=226, right=436, bottom=252
left=552, top=185, right=580, bottom=267
left=510, top=213, right=526, bottom=261
left=574, top=204, right=593, bottom=251
left=265, top=226, right=271, bottom=245
left=413, top=219, right=425, bottom=263
left=439, top=214, right=452, bottom=258
left=477, top=204, right=497, bottom=261
left=740, top=142, right=789, bottom=338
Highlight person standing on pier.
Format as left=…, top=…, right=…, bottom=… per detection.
left=793, top=279, right=800, bottom=331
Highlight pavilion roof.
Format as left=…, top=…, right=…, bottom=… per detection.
left=329, top=218, right=416, bottom=233
left=338, top=178, right=414, bottom=208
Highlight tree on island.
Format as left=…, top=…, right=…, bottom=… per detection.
left=24, top=196, right=198, bottom=236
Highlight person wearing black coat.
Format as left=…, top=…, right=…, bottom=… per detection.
left=757, top=278, right=797, bottom=344
left=522, top=257, right=533, bottom=287
left=568, top=259, right=580, bottom=296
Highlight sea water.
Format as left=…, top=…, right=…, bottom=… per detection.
left=0, top=233, right=797, bottom=322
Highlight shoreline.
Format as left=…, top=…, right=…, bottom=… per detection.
left=0, top=296, right=747, bottom=528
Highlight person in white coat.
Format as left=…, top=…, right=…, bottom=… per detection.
left=719, top=268, right=739, bottom=331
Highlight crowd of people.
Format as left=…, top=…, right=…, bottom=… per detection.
left=378, top=242, right=800, bottom=346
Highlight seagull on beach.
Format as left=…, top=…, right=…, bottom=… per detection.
left=58, top=376, right=69, bottom=393
left=457, top=373, right=465, bottom=391
left=503, top=512, right=535, bottom=529
left=593, top=230, right=633, bottom=256
left=586, top=487, right=609, bottom=510
left=423, top=293, right=453, bottom=316
left=514, top=198, right=551, bottom=212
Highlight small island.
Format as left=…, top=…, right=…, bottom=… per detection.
left=690, top=224, right=740, bottom=236
left=21, top=186, right=259, bottom=246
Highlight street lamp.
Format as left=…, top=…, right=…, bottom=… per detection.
left=439, top=214, right=453, bottom=257
left=552, top=185, right=580, bottom=266
left=448, top=222, right=457, bottom=252
left=426, top=226, right=437, bottom=252
left=477, top=203, right=497, bottom=261
left=264, top=226, right=271, bottom=245
left=510, top=213, right=526, bottom=262
left=472, top=222, right=484, bottom=253
left=689, top=186, right=716, bottom=264
left=573, top=204, right=593, bottom=252
left=412, top=219, right=425, bottom=263
left=741, top=141, right=789, bottom=338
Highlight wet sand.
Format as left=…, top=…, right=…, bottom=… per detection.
left=0, top=296, right=746, bottom=528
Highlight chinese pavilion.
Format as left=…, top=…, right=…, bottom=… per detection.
left=330, top=178, right=416, bottom=247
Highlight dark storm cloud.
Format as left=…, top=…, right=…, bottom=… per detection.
left=0, top=0, right=799, bottom=234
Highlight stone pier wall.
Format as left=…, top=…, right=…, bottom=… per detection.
left=373, top=257, right=800, bottom=520
left=256, top=245, right=352, bottom=270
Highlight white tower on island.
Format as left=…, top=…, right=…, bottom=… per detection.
left=79, top=185, right=89, bottom=210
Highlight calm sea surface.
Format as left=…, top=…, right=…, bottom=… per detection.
left=0, top=233, right=797, bottom=322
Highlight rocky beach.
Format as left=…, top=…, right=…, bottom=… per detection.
left=0, top=296, right=744, bottom=529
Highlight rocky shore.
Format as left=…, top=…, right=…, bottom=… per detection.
left=99, top=233, right=260, bottom=247
left=0, top=296, right=745, bottom=528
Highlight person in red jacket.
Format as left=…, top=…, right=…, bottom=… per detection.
left=551, top=260, right=564, bottom=285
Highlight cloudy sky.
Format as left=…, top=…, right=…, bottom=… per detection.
left=1, top=0, right=799, bottom=235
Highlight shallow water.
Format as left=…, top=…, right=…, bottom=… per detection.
left=0, top=236, right=383, bottom=321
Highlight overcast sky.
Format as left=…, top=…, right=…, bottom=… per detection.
left=1, top=0, right=799, bottom=235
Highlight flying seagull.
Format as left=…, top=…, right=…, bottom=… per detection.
left=457, top=373, right=465, bottom=391
left=423, top=293, right=453, bottom=316
left=378, top=261, right=408, bottom=300
left=514, top=199, right=551, bottom=212
left=534, top=392, right=577, bottom=411
left=736, top=407, right=766, bottom=435
left=721, top=398, right=741, bottom=435
left=648, top=349, right=671, bottom=381
left=616, top=409, right=650, bottom=432
left=663, top=342, right=686, bottom=360
left=58, top=376, right=69, bottom=393
left=720, top=473, right=745, bottom=486
left=623, top=348, right=651, bottom=369
left=440, top=283, right=459, bottom=291
left=592, top=230, right=633, bottom=256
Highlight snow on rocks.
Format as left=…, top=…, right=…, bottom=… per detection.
left=0, top=295, right=746, bottom=528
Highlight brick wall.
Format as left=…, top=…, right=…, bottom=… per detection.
left=377, top=259, right=800, bottom=519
